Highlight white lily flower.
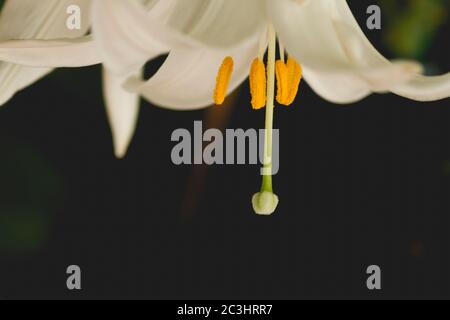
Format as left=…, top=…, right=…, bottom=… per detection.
left=0, top=0, right=449, bottom=215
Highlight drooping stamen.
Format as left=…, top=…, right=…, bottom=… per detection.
left=213, top=56, right=234, bottom=105
left=275, top=57, right=303, bottom=106
left=252, top=24, right=279, bottom=216
left=249, top=58, right=267, bottom=109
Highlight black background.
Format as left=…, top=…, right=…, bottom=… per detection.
left=0, top=1, right=449, bottom=299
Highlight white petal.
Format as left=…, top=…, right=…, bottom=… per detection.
left=332, top=0, right=450, bottom=101
left=266, top=0, right=431, bottom=103
left=393, top=74, right=450, bottom=102
left=0, top=0, right=91, bottom=40
left=0, top=36, right=100, bottom=67
left=166, top=0, right=264, bottom=48
left=124, top=34, right=260, bottom=110
left=266, top=0, right=374, bottom=102
left=0, top=0, right=91, bottom=105
left=0, top=66, right=52, bottom=106
left=301, top=66, right=371, bottom=104
left=266, top=0, right=351, bottom=71
left=302, top=61, right=422, bottom=104
left=102, top=68, right=141, bottom=158
left=92, top=0, right=264, bottom=76
left=92, top=0, right=188, bottom=75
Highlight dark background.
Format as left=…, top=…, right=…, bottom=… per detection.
left=0, top=1, right=449, bottom=299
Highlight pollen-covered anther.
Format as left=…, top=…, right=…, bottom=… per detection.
left=275, top=57, right=303, bottom=106
left=214, top=56, right=234, bottom=105
left=275, top=60, right=289, bottom=105
left=249, top=58, right=267, bottom=109
left=286, top=57, right=302, bottom=105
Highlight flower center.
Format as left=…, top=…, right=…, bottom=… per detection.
left=213, top=25, right=303, bottom=215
